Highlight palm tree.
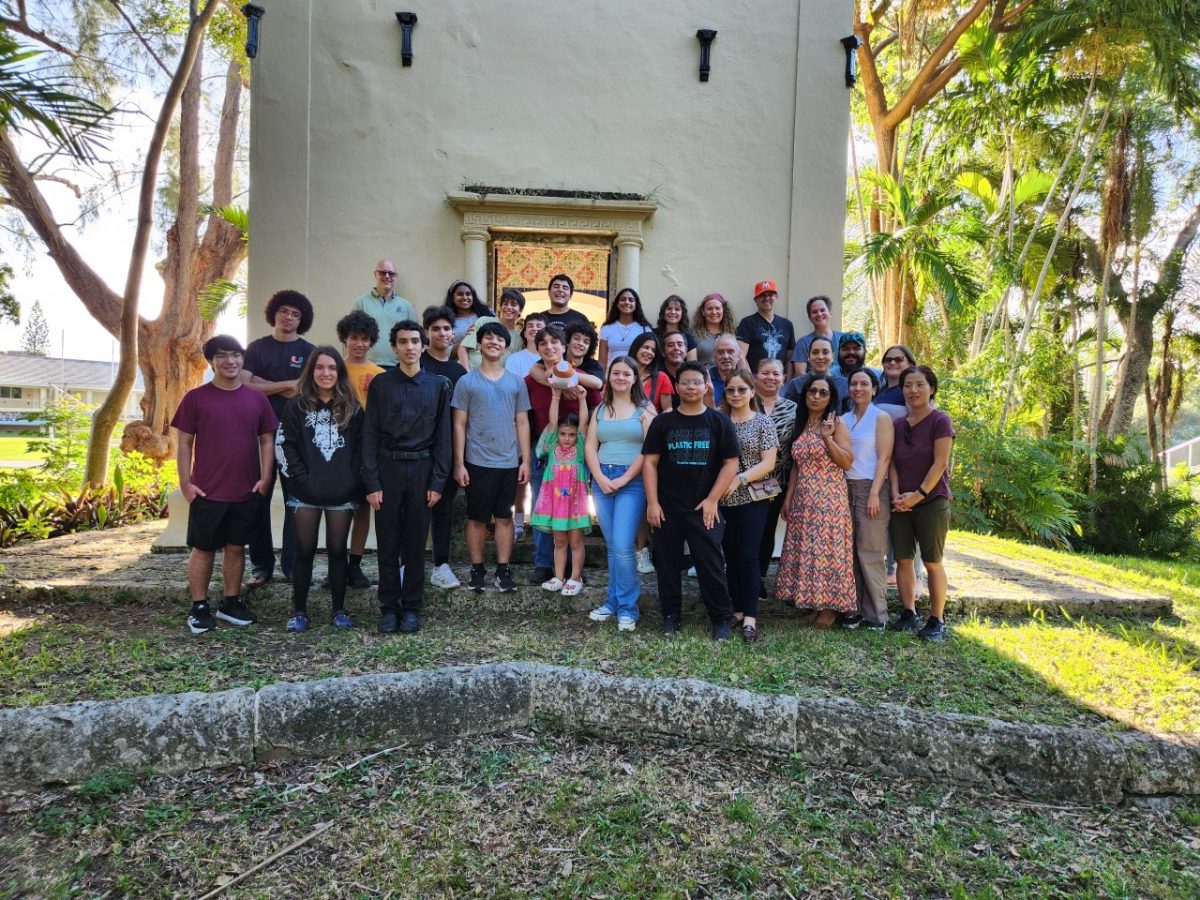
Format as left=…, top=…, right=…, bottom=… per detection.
left=848, top=169, right=982, bottom=357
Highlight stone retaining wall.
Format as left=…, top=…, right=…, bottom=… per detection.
left=2, top=664, right=1196, bottom=805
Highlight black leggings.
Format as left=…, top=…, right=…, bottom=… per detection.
left=291, top=506, right=354, bottom=615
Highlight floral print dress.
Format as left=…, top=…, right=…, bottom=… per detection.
left=773, top=423, right=856, bottom=612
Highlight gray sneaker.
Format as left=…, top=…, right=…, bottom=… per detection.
left=430, top=563, right=460, bottom=589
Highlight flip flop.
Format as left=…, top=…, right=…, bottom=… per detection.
left=247, top=570, right=273, bottom=589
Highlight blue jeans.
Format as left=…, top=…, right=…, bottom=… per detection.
left=591, top=465, right=646, bottom=621
left=530, top=455, right=554, bottom=570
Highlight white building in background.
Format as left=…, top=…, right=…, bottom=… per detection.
left=0, top=352, right=144, bottom=434
left=244, top=0, right=852, bottom=339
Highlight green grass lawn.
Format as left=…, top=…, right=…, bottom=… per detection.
left=0, top=436, right=47, bottom=462
left=3, top=732, right=1198, bottom=897
left=1, top=531, right=1199, bottom=736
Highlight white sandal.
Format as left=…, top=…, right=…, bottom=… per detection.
left=541, top=577, right=564, bottom=592
left=561, top=579, right=583, bottom=597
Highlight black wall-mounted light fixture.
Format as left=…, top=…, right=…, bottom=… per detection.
left=395, top=12, right=418, bottom=67
left=840, top=34, right=860, bottom=88
left=242, top=3, right=265, bottom=60
left=696, top=29, right=717, bottom=82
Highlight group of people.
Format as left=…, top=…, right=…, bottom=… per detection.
left=173, top=266, right=955, bottom=643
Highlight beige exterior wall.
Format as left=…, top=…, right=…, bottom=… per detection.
left=247, top=0, right=851, bottom=341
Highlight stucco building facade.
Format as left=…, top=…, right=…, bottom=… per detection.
left=245, top=0, right=852, bottom=339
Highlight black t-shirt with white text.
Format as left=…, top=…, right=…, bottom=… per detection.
left=642, top=407, right=739, bottom=511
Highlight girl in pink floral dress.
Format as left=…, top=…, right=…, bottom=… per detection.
left=774, top=373, right=857, bottom=628
left=531, top=386, right=591, bottom=596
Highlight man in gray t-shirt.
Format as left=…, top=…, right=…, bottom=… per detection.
left=450, top=322, right=532, bottom=592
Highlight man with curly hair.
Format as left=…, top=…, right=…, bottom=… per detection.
left=240, top=289, right=316, bottom=587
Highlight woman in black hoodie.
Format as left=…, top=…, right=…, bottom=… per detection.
left=278, top=345, right=364, bottom=631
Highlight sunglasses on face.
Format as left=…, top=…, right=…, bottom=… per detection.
left=807, top=388, right=830, bottom=397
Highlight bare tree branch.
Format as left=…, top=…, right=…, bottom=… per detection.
left=0, top=15, right=78, bottom=58
left=107, top=1, right=171, bottom=77
left=32, top=173, right=83, bottom=198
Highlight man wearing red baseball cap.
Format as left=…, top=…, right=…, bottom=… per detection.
left=736, top=279, right=796, bottom=373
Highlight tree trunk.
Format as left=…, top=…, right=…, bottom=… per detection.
left=1101, top=201, right=1200, bottom=438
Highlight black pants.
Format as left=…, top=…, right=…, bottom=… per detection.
left=758, top=489, right=787, bottom=580
left=249, top=469, right=296, bottom=579
left=653, top=505, right=732, bottom=625
left=292, top=507, right=353, bottom=615
left=429, top=475, right=460, bottom=566
left=722, top=500, right=769, bottom=618
left=375, top=457, right=433, bottom=613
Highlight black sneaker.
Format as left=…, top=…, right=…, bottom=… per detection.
left=469, top=566, right=487, bottom=593
left=888, top=608, right=921, bottom=632
left=712, top=619, right=732, bottom=642
left=528, top=566, right=554, bottom=585
left=399, top=610, right=421, bottom=634
left=864, top=619, right=887, bottom=632
left=661, top=614, right=681, bottom=635
left=494, top=567, right=517, bottom=593
left=839, top=614, right=864, bottom=630
left=348, top=564, right=371, bottom=589
left=187, top=601, right=216, bottom=635
left=378, top=610, right=398, bottom=633
left=216, top=597, right=256, bottom=626
left=917, top=616, right=947, bottom=642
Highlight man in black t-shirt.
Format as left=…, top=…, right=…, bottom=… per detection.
left=240, top=289, right=316, bottom=586
left=736, top=279, right=796, bottom=374
left=421, top=305, right=469, bottom=588
left=643, top=361, right=740, bottom=640
left=541, top=273, right=590, bottom=331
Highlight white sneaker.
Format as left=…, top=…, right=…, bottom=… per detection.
left=561, top=579, right=583, bottom=597
left=617, top=616, right=637, bottom=632
left=430, top=563, right=460, bottom=589
left=636, top=547, right=654, bottom=574
left=541, top=577, right=564, bottom=592
left=588, top=607, right=615, bottom=622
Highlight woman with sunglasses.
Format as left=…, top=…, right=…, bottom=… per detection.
left=774, top=373, right=856, bottom=628
left=718, top=370, right=779, bottom=641
left=875, top=344, right=916, bottom=418
left=889, top=365, right=954, bottom=641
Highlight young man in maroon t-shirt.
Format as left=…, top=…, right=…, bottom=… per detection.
left=171, top=335, right=279, bottom=634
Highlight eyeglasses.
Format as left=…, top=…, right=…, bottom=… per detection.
left=726, top=386, right=752, bottom=395
left=883, top=355, right=908, bottom=364
left=677, top=380, right=706, bottom=389
left=806, top=388, right=830, bottom=397
left=375, top=270, right=397, bottom=278
left=276, top=308, right=302, bottom=320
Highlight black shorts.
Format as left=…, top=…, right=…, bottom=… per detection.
left=186, top=494, right=264, bottom=552
left=889, top=495, right=950, bottom=563
left=464, top=463, right=518, bottom=523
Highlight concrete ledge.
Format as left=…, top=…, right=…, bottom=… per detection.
left=2, top=665, right=1197, bottom=806
left=532, top=664, right=798, bottom=752
left=0, top=688, right=255, bottom=786
left=255, top=664, right=533, bottom=761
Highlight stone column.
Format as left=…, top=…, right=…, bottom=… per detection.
left=614, top=233, right=643, bottom=294
left=461, top=224, right=490, bottom=295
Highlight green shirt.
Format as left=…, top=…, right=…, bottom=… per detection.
left=351, top=289, right=416, bottom=366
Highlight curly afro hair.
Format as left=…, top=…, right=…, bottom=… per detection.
left=264, top=289, right=314, bottom=334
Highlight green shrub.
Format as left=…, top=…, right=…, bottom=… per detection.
left=1075, top=438, right=1200, bottom=559
left=950, top=423, right=1082, bottom=548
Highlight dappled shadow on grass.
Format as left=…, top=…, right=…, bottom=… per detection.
left=7, top=583, right=1198, bottom=738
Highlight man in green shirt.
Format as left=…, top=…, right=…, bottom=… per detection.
left=351, top=259, right=416, bottom=368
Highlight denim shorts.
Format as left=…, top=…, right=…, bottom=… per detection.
left=286, top=498, right=360, bottom=513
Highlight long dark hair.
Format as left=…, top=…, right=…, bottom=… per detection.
left=444, top=280, right=492, bottom=318
left=655, top=294, right=692, bottom=336
left=629, top=332, right=667, bottom=406
left=602, top=355, right=648, bottom=412
left=295, top=345, right=360, bottom=428
left=799, top=373, right=837, bottom=423
left=603, top=287, right=651, bottom=327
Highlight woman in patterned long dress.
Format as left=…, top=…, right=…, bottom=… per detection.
left=774, top=373, right=856, bottom=628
